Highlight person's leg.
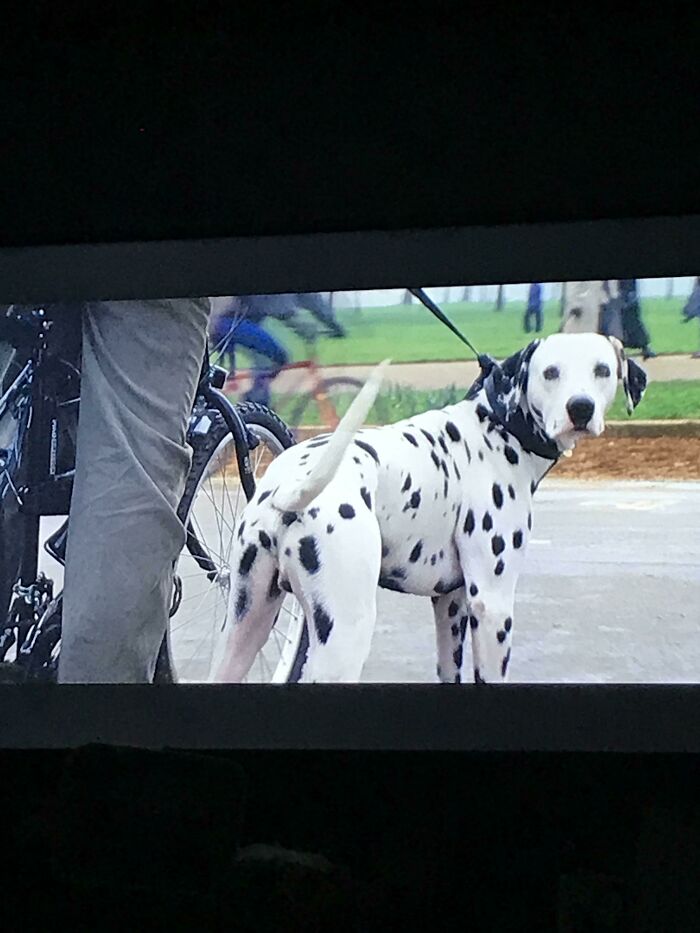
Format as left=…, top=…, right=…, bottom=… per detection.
left=233, top=321, right=289, bottom=405
left=59, top=298, right=210, bottom=683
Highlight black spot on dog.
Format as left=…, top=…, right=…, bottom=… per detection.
left=463, top=440, right=472, bottom=463
left=280, top=577, right=292, bottom=593
left=299, top=536, right=321, bottom=574
left=409, top=541, right=423, bottom=563
left=379, top=575, right=405, bottom=592
left=360, top=487, right=372, bottom=510
left=355, top=439, right=380, bottom=464
left=235, top=588, right=248, bottom=619
left=474, top=668, right=486, bottom=684
left=434, top=576, right=464, bottom=594
left=339, top=504, right=355, bottom=519
left=478, top=451, right=484, bottom=461
left=352, top=456, right=362, bottom=466
left=484, top=436, right=494, bottom=452
left=455, top=504, right=462, bottom=524
left=469, top=615, right=479, bottom=630
left=470, top=583, right=479, bottom=597
left=401, top=473, right=412, bottom=493
left=453, top=645, right=463, bottom=669
left=508, top=485, right=515, bottom=500
left=464, top=509, right=475, bottom=535
left=410, top=490, right=421, bottom=509
left=482, top=512, right=493, bottom=532
left=307, top=507, right=319, bottom=520
left=403, top=432, right=419, bottom=447
left=438, top=435, right=448, bottom=454
left=437, top=664, right=442, bottom=679
left=390, top=567, right=406, bottom=579
left=430, top=450, right=441, bottom=470
left=443, top=478, right=449, bottom=498
left=492, top=484, right=504, bottom=509
left=513, top=530, right=523, bottom=549
left=501, top=649, right=511, bottom=678
left=454, top=672, right=462, bottom=684
left=497, top=630, right=506, bottom=644
left=440, top=460, right=449, bottom=478
left=268, top=571, right=281, bottom=600
left=284, top=547, right=291, bottom=557
left=530, top=480, right=537, bottom=495
left=421, top=429, right=436, bottom=445
left=313, top=603, right=334, bottom=644
left=504, top=445, right=519, bottom=465
left=430, top=554, right=437, bottom=566
left=476, top=404, right=489, bottom=423
left=381, top=544, right=390, bottom=557
left=445, top=421, right=461, bottom=442
left=451, top=622, right=459, bottom=638
left=259, top=531, right=272, bottom=550
left=448, top=600, right=459, bottom=618
left=239, top=544, right=258, bottom=576
left=327, top=524, right=334, bottom=534
left=491, top=535, right=505, bottom=556
left=460, top=615, right=468, bottom=639
left=454, top=462, right=461, bottom=481
left=494, top=559, right=505, bottom=576
left=528, top=513, right=532, bottom=530
left=258, top=490, right=272, bottom=504
left=487, top=422, right=496, bottom=434
left=307, top=439, right=328, bottom=449
left=237, top=521, right=246, bottom=541
left=504, top=616, right=513, bottom=632
left=282, top=511, right=298, bottom=526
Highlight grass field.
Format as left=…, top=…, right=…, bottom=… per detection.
left=258, top=296, right=700, bottom=366
left=271, top=378, right=700, bottom=427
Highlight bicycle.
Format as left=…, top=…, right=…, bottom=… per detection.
left=223, top=325, right=391, bottom=432
left=0, top=304, right=307, bottom=684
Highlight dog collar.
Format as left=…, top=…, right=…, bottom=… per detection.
left=480, top=367, right=561, bottom=462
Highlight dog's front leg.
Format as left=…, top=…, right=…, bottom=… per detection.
left=466, top=586, right=516, bottom=684
left=432, top=588, right=470, bottom=683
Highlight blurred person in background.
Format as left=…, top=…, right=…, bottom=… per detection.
left=523, top=282, right=543, bottom=333
left=560, top=280, right=608, bottom=334
left=681, top=276, right=700, bottom=358
left=210, top=292, right=345, bottom=406
left=617, top=279, right=656, bottom=360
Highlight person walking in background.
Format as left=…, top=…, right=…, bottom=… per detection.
left=681, top=276, right=700, bottom=358
left=617, top=279, right=656, bottom=360
left=523, top=282, right=543, bottom=333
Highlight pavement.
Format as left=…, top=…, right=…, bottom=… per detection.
left=270, top=353, right=700, bottom=393
left=38, top=478, right=700, bottom=685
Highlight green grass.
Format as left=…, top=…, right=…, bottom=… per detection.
left=255, top=297, right=700, bottom=367
left=272, top=379, right=700, bottom=427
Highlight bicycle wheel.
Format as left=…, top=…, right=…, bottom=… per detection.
left=284, top=375, right=393, bottom=431
left=160, top=402, right=308, bottom=684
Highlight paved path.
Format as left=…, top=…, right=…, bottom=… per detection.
left=39, top=479, right=700, bottom=685
left=273, top=353, right=700, bottom=392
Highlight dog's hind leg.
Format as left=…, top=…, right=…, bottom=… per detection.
left=283, top=512, right=382, bottom=683
left=432, top=587, right=470, bottom=683
left=210, top=530, right=285, bottom=682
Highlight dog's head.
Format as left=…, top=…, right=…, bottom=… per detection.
left=499, top=333, right=647, bottom=452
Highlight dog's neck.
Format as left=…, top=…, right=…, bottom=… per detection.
left=464, top=366, right=561, bottom=483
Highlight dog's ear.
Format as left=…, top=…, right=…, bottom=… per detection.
left=607, top=336, right=648, bottom=413
left=499, top=340, right=541, bottom=410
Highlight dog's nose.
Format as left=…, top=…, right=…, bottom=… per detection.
left=566, top=395, right=595, bottom=429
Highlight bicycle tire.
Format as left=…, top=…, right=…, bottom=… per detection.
left=155, top=401, right=309, bottom=684
left=285, top=376, right=363, bottom=430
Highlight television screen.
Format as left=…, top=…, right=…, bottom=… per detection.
left=2, top=276, right=698, bottom=687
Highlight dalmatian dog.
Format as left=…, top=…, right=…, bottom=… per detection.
left=212, top=333, right=647, bottom=684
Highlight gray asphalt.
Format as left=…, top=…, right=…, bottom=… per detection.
left=364, top=480, right=700, bottom=684
left=39, top=480, right=700, bottom=684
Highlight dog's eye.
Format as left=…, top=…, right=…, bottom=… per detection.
left=543, top=366, right=560, bottom=381
left=594, top=363, right=611, bottom=378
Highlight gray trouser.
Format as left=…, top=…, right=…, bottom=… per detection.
left=58, top=299, right=211, bottom=683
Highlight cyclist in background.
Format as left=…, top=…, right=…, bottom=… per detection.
left=210, top=292, right=345, bottom=406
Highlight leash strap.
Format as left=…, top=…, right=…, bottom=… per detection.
left=408, top=288, right=494, bottom=371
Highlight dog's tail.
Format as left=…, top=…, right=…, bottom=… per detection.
left=271, top=358, right=391, bottom=513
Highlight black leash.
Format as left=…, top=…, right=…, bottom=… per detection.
left=408, top=287, right=495, bottom=371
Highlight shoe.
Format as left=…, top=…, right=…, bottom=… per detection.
left=642, top=348, right=657, bottom=360
left=692, top=351, right=700, bottom=360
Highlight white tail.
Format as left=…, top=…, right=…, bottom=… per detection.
left=271, top=359, right=391, bottom=513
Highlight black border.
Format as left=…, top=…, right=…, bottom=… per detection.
left=0, top=213, right=698, bottom=751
